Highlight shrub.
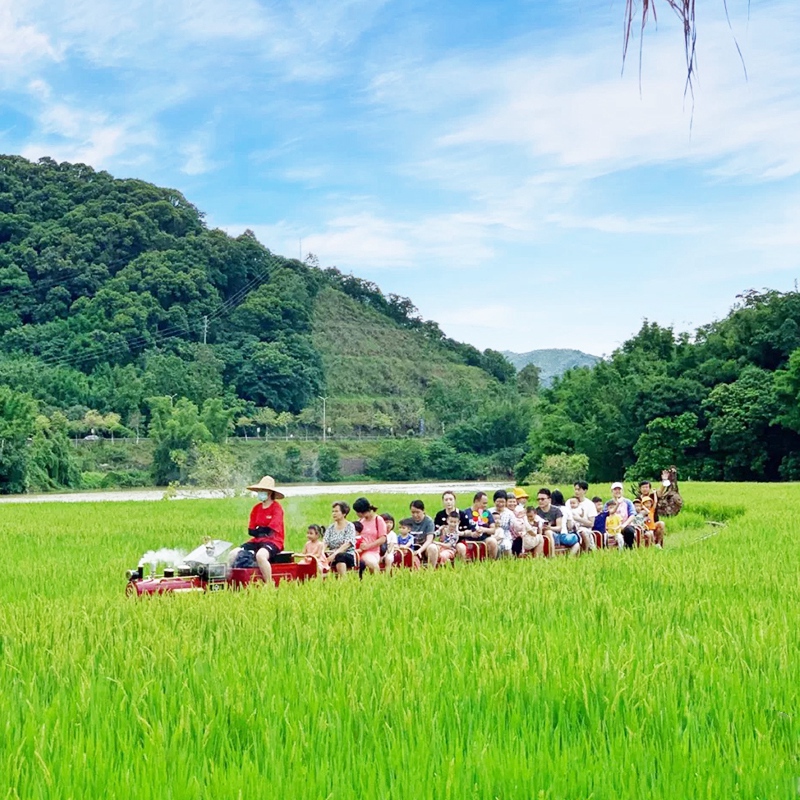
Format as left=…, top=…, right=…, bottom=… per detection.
left=81, top=471, right=107, bottom=490
left=522, top=452, right=589, bottom=485
left=317, top=445, right=341, bottom=482
left=367, top=439, right=426, bottom=481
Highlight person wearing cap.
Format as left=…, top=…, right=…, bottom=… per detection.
left=509, top=488, right=530, bottom=556
left=229, top=476, right=286, bottom=584
left=607, top=482, right=637, bottom=548
left=638, top=480, right=666, bottom=546
left=353, top=497, right=387, bottom=575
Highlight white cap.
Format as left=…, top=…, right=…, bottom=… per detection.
left=611, top=482, right=624, bottom=490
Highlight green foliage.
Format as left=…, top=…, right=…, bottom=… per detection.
left=188, top=443, right=241, bottom=489
left=367, top=439, right=426, bottom=482
left=148, top=397, right=211, bottom=485
left=317, top=445, right=341, bottom=482
left=529, top=297, right=800, bottom=482
left=522, top=452, right=590, bottom=485
left=0, top=386, right=37, bottom=493
left=516, top=362, right=541, bottom=395
left=27, top=412, right=81, bottom=491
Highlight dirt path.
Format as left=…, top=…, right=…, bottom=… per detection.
left=0, top=481, right=508, bottom=504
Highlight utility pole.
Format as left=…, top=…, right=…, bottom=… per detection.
left=318, top=396, right=328, bottom=442
left=202, top=316, right=208, bottom=345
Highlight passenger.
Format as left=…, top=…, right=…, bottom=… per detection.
left=634, top=498, right=655, bottom=547
left=604, top=500, right=625, bottom=550
left=353, top=497, right=387, bottom=576
left=521, top=504, right=545, bottom=556
left=381, top=513, right=398, bottom=571
left=324, top=501, right=357, bottom=577
left=409, top=500, right=439, bottom=567
left=397, top=518, right=416, bottom=557
left=229, top=475, right=286, bottom=585
left=437, top=510, right=467, bottom=564
left=505, top=493, right=525, bottom=551
left=608, top=482, right=637, bottom=548
left=591, top=496, right=609, bottom=547
left=303, top=524, right=327, bottom=577
left=551, top=489, right=580, bottom=543
left=433, top=491, right=470, bottom=530
left=380, top=512, right=395, bottom=537
left=510, top=489, right=530, bottom=556
left=489, top=489, right=515, bottom=556
left=536, top=488, right=579, bottom=556
left=572, top=481, right=598, bottom=551
left=638, top=480, right=666, bottom=546
left=462, top=491, right=499, bottom=559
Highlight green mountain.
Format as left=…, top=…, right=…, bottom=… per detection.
left=0, top=155, right=513, bottom=436
left=502, top=348, right=600, bottom=386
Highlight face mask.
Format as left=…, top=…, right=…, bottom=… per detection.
left=257, top=492, right=269, bottom=502
left=662, top=480, right=671, bottom=488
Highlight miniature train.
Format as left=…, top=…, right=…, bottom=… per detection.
left=126, top=528, right=649, bottom=596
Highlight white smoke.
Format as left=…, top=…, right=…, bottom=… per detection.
left=138, top=548, right=187, bottom=571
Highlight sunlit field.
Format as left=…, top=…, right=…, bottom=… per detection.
left=0, top=483, right=797, bottom=799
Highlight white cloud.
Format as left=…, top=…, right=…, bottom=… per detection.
left=19, top=97, right=156, bottom=168
left=0, top=1, right=59, bottom=80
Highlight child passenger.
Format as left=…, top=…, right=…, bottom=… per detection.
left=591, top=496, right=608, bottom=547
left=633, top=498, right=654, bottom=546
left=385, top=517, right=418, bottom=570
left=382, top=513, right=398, bottom=571
left=303, top=524, right=328, bottom=576
left=438, top=510, right=467, bottom=564
left=605, top=500, right=624, bottom=550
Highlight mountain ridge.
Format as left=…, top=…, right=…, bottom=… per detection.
left=502, top=348, right=600, bottom=386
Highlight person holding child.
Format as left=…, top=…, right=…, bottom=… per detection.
left=433, top=491, right=470, bottom=530
left=353, top=497, right=387, bottom=575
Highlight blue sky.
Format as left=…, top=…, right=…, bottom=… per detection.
left=1, top=0, right=799, bottom=356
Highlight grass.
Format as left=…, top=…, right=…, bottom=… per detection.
left=0, top=483, right=797, bottom=798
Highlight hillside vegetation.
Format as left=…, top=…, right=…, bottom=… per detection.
left=0, top=155, right=523, bottom=491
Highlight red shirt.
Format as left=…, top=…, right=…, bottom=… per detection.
left=358, top=514, right=387, bottom=550
left=248, top=501, right=285, bottom=550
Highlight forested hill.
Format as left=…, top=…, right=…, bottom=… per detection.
left=0, top=157, right=507, bottom=421
left=0, top=155, right=514, bottom=431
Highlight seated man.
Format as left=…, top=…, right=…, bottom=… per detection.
left=462, top=491, right=499, bottom=559
left=409, top=499, right=438, bottom=567
left=535, top=488, right=579, bottom=556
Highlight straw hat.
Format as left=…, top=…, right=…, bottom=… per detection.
left=246, top=475, right=285, bottom=499
left=512, top=487, right=529, bottom=500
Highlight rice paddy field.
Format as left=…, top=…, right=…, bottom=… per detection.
left=0, top=483, right=798, bottom=799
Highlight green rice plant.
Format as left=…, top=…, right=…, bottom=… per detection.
left=0, top=483, right=797, bottom=798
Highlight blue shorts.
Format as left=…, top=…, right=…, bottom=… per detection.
left=554, top=533, right=580, bottom=547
